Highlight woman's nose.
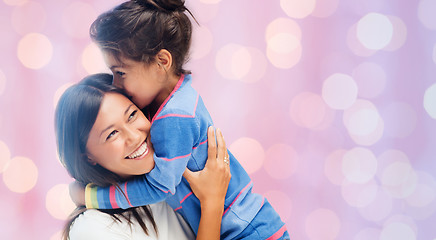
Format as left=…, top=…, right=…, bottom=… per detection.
left=125, top=126, right=141, bottom=144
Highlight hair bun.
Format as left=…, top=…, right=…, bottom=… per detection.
left=135, top=0, right=186, bottom=12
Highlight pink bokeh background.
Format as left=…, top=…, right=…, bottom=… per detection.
left=1, top=0, right=436, bottom=239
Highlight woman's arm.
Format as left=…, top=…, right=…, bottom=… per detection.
left=183, top=126, right=231, bottom=240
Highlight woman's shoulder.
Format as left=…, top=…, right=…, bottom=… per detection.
left=68, top=202, right=194, bottom=240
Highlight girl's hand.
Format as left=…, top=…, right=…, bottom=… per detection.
left=183, top=126, right=231, bottom=208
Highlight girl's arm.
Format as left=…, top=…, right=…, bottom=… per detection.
left=183, top=127, right=231, bottom=240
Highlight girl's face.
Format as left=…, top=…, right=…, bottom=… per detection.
left=103, top=53, right=170, bottom=110
left=86, top=92, right=155, bottom=179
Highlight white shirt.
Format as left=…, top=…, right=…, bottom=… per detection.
left=69, top=202, right=195, bottom=240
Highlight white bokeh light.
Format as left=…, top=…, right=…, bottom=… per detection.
left=46, top=184, right=76, bottom=220
left=358, top=189, right=393, bottom=222
left=341, top=179, right=378, bottom=208
left=418, top=0, right=436, bottom=30
left=3, top=156, right=38, bottom=193
left=357, top=13, right=393, bottom=50
left=383, top=15, right=407, bottom=51
left=311, top=0, right=339, bottom=18
left=266, top=18, right=302, bottom=69
left=381, top=161, right=417, bottom=199
left=322, top=73, right=358, bottom=110
left=17, top=32, right=53, bottom=69
left=280, top=0, right=316, bottom=19
left=11, top=1, right=46, bottom=35
left=424, top=83, right=436, bottom=119
left=380, top=222, right=416, bottom=240
left=290, top=92, right=332, bottom=129
left=343, top=99, right=384, bottom=146
left=324, top=149, right=347, bottom=186
left=342, top=147, right=377, bottom=184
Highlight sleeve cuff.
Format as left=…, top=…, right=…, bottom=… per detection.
left=85, top=183, right=98, bottom=209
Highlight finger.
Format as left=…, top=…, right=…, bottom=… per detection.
left=216, top=128, right=227, bottom=164
left=206, top=126, right=217, bottom=167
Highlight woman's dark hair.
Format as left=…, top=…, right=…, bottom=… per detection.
left=55, top=73, right=157, bottom=239
left=90, top=0, right=196, bottom=76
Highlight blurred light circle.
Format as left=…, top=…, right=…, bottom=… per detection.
left=0, top=141, right=11, bottom=173
left=289, top=92, right=331, bottom=129
left=46, top=184, right=76, bottom=220
left=383, top=15, right=407, bottom=51
left=311, top=0, right=339, bottom=18
left=81, top=43, right=108, bottom=74
left=215, top=43, right=252, bottom=80
left=346, top=23, right=377, bottom=57
left=229, top=137, right=264, bottom=174
left=53, top=83, right=74, bottom=109
left=266, top=18, right=302, bottom=41
left=352, top=62, right=386, bottom=99
left=358, top=189, right=393, bottom=222
left=268, top=33, right=299, bottom=54
left=341, top=179, right=378, bottom=208
left=376, top=149, right=410, bottom=179
left=424, top=83, right=436, bottom=119
left=324, top=149, right=346, bottom=185
left=17, top=32, right=53, bottom=69
left=406, top=171, right=436, bottom=208
left=305, top=208, right=341, bottom=240
left=322, top=73, right=357, bottom=110
left=62, top=1, right=97, bottom=38
left=265, top=18, right=302, bottom=69
left=342, top=147, right=377, bottom=184
left=354, top=228, right=381, bottom=240
left=3, top=156, right=38, bottom=193
left=381, top=162, right=417, bottom=199
left=343, top=99, right=384, bottom=146
left=264, top=144, right=298, bottom=179
left=280, top=0, right=316, bottom=19
left=0, top=69, right=6, bottom=96
left=11, top=1, right=46, bottom=35
left=380, top=222, right=416, bottom=240
left=383, top=102, right=417, bottom=138
left=357, top=13, right=393, bottom=50
left=191, top=26, right=213, bottom=60
left=240, top=47, right=267, bottom=83
left=418, top=0, right=436, bottom=30
left=3, top=0, right=27, bottom=6
left=264, top=190, right=292, bottom=222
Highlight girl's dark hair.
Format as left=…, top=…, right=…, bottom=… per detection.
left=55, top=73, right=157, bottom=239
left=90, top=0, right=196, bottom=76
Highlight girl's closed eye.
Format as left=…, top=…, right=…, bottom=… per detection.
left=106, top=130, right=118, bottom=140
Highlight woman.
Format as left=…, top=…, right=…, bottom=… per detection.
left=55, top=73, right=231, bottom=239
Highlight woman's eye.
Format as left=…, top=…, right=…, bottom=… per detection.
left=106, top=130, right=118, bottom=140
left=116, top=71, right=125, bottom=77
left=128, top=110, right=138, bottom=121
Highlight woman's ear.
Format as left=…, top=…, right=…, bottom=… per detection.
left=156, top=49, right=173, bottom=71
left=86, top=156, right=97, bottom=166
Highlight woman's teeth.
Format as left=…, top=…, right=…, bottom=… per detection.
left=126, top=142, right=148, bottom=159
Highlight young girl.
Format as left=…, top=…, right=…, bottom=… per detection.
left=81, top=0, right=289, bottom=239
left=56, top=73, right=231, bottom=239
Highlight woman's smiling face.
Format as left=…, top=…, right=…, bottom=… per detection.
left=86, top=92, right=155, bottom=179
